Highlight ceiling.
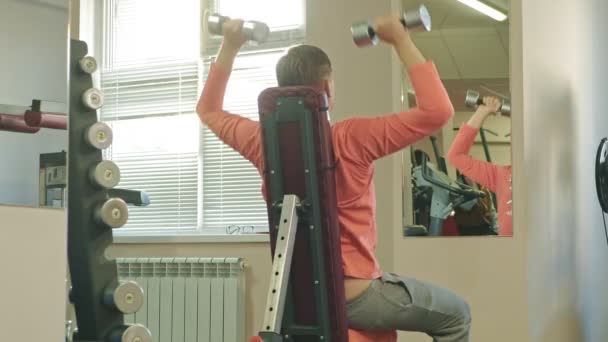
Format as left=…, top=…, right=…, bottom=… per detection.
left=403, top=0, right=511, bottom=111
left=12, top=0, right=68, bottom=11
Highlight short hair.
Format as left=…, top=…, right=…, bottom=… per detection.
left=276, top=45, right=332, bottom=87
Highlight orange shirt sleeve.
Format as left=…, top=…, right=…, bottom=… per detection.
left=446, top=123, right=498, bottom=191
left=333, top=61, right=454, bottom=165
left=195, top=63, right=262, bottom=168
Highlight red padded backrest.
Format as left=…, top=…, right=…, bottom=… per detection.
left=258, top=86, right=348, bottom=342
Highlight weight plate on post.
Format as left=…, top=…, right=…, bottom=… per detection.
left=95, top=198, right=129, bottom=228
left=90, top=160, right=120, bottom=189
left=104, top=281, right=144, bottom=314
left=85, top=122, right=113, bottom=150
left=82, top=88, right=105, bottom=110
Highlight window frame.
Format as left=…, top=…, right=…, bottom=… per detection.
left=81, top=0, right=305, bottom=242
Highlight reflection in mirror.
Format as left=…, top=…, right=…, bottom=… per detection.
left=0, top=0, right=69, bottom=208
left=402, top=0, right=512, bottom=237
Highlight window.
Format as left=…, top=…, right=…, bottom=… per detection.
left=95, top=0, right=305, bottom=236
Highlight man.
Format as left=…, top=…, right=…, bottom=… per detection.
left=197, top=15, right=471, bottom=342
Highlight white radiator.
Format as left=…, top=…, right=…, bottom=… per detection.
left=117, top=257, right=245, bottom=342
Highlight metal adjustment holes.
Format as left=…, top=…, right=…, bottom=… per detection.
left=89, top=160, right=120, bottom=189
left=108, top=324, right=152, bottom=342
left=82, top=88, right=105, bottom=110
left=85, top=122, right=113, bottom=150
left=78, top=56, right=98, bottom=74
left=104, top=281, right=144, bottom=314
left=95, top=198, right=129, bottom=228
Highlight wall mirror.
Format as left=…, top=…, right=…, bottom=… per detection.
left=402, top=0, right=512, bottom=237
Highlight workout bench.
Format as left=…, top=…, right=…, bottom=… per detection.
left=251, top=87, right=397, bottom=342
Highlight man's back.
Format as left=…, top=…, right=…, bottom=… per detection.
left=330, top=122, right=382, bottom=279
left=198, top=60, right=454, bottom=280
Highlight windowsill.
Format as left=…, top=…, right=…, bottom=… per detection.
left=113, top=233, right=270, bottom=244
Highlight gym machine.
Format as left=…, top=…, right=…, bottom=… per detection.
left=407, top=136, right=487, bottom=236
left=24, top=99, right=68, bottom=130
left=251, top=88, right=401, bottom=341
left=250, top=87, right=348, bottom=342
left=0, top=98, right=67, bottom=133
left=0, top=113, right=41, bottom=133
left=250, top=86, right=399, bottom=341
left=351, top=4, right=431, bottom=47
left=596, top=138, right=608, bottom=212
left=39, top=151, right=67, bottom=208
left=66, top=39, right=151, bottom=342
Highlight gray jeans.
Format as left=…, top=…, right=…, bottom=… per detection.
left=346, top=273, right=471, bottom=342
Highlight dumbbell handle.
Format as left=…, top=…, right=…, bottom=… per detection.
left=473, top=98, right=509, bottom=108
left=109, top=188, right=150, bottom=207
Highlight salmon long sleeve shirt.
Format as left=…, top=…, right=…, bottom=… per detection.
left=196, top=61, right=454, bottom=279
left=447, top=124, right=513, bottom=236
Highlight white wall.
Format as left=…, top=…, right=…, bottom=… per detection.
left=0, top=205, right=67, bottom=342
left=523, top=0, right=608, bottom=340
left=579, top=2, right=608, bottom=340
left=0, top=0, right=69, bottom=207
left=0, top=1, right=69, bottom=339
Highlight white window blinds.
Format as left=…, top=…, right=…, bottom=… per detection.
left=100, top=0, right=201, bottom=234
left=201, top=52, right=285, bottom=233
left=200, top=0, right=304, bottom=234
left=99, top=0, right=304, bottom=235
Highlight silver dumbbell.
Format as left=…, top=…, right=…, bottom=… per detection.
left=351, top=5, right=432, bottom=47
left=108, top=324, right=152, bottom=342
left=104, top=281, right=144, bottom=314
left=95, top=197, right=129, bottom=228
left=89, top=160, right=121, bottom=189
left=207, top=13, right=270, bottom=44
left=465, top=90, right=511, bottom=115
left=85, top=122, right=113, bottom=150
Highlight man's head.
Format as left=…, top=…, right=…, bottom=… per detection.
left=276, top=45, right=334, bottom=110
